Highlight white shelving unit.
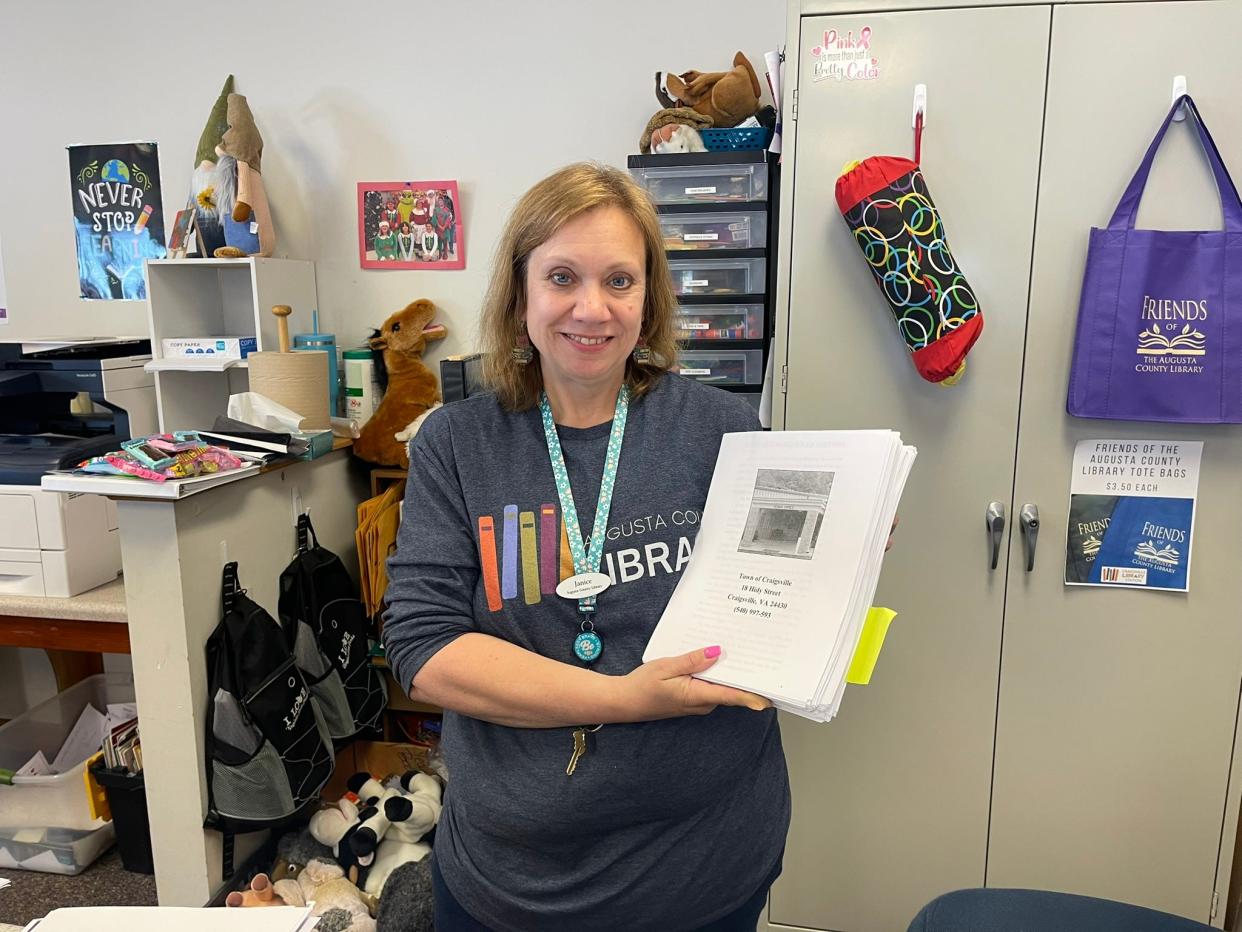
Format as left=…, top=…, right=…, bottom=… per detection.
left=142, top=258, right=317, bottom=431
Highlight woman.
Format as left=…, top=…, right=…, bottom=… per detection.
left=383, top=162, right=789, bottom=931
left=419, top=222, right=440, bottom=262
left=396, top=221, right=417, bottom=261
left=433, top=190, right=456, bottom=258
left=373, top=219, right=398, bottom=261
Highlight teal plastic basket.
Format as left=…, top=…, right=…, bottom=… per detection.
left=699, top=127, right=772, bottom=151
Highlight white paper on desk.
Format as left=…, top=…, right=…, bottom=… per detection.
left=27, top=905, right=314, bottom=931
left=643, top=430, right=915, bottom=720
left=49, top=703, right=106, bottom=773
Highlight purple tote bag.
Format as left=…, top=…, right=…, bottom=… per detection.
left=1067, top=95, right=1242, bottom=423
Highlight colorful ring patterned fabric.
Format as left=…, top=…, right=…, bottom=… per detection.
left=836, top=156, right=983, bottom=383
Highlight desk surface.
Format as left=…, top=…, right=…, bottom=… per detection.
left=0, top=576, right=126, bottom=623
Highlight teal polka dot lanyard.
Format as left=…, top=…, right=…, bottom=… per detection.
left=539, top=385, right=630, bottom=663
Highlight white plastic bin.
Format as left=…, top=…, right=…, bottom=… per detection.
left=0, top=673, right=135, bottom=833
left=0, top=823, right=115, bottom=875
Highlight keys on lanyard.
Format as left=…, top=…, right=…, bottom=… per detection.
left=566, top=724, right=602, bottom=776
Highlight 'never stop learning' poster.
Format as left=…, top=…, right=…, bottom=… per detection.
left=68, top=142, right=167, bottom=300
left=1065, top=439, right=1202, bottom=592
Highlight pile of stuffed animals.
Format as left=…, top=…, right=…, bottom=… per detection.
left=226, top=769, right=441, bottom=932
left=642, top=51, right=776, bottom=154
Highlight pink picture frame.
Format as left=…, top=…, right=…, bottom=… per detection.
left=358, top=180, right=465, bottom=270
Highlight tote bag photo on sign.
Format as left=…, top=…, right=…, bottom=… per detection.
left=1067, top=94, right=1242, bottom=423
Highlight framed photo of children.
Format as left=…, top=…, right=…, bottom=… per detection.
left=358, top=181, right=465, bottom=270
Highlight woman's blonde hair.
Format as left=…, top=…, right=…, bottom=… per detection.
left=479, top=162, right=679, bottom=410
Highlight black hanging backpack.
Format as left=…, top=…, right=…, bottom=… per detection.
left=204, top=563, right=336, bottom=874
left=279, top=513, right=387, bottom=741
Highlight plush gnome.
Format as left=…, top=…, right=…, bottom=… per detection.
left=214, top=92, right=276, bottom=258
left=189, top=76, right=276, bottom=259
left=190, top=76, right=234, bottom=257
left=835, top=154, right=983, bottom=384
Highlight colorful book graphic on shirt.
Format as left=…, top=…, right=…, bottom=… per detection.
left=540, top=504, right=558, bottom=594
left=502, top=505, right=518, bottom=599
left=519, top=511, right=540, bottom=605
left=478, top=516, right=503, bottom=611
left=560, top=518, right=573, bottom=582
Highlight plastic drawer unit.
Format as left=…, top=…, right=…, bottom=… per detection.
left=668, top=258, right=767, bottom=296
left=632, top=162, right=768, bottom=206
left=674, top=349, right=763, bottom=385
left=675, top=304, right=765, bottom=340
left=660, top=211, right=767, bottom=251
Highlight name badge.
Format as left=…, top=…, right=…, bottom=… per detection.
left=556, top=573, right=611, bottom=600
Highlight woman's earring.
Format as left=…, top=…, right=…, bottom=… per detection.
left=512, top=321, right=533, bottom=365
left=632, top=337, right=652, bottom=364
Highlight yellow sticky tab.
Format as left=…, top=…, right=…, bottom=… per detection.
left=847, top=608, right=897, bottom=685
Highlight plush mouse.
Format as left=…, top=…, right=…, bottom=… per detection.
left=272, top=826, right=335, bottom=883
left=651, top=123, right=707, bottom=154
left=658, top=52, right=763, bottom=128
left=353, top=299, right=447, bottom=468
left=639, top=107, right=714, bottom=155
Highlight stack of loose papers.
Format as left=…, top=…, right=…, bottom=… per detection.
left=644, top=430, right=916, bottom=722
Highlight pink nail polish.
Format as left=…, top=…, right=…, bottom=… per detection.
left=704, top=645, right=721, bottom=659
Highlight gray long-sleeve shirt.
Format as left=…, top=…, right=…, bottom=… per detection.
left=383, top=373, right=790, bottom=931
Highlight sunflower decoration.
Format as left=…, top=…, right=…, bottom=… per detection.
left=197, top=186, right=216, bottom=211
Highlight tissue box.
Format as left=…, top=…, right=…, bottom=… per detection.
left=161, top=337, right=258, bottom=359
left=294, top=430, right=336, bottom=461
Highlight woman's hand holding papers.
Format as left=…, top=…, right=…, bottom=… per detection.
left=613, top=646, right=773, bottom=720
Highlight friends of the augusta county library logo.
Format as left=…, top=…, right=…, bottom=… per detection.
left=1133, top=521, right=1185, bottom=569
left=1135, top=295, right=1207, bottom=372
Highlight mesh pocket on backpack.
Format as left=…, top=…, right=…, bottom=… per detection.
left=210, top=740, right=298, bottom=823
left=309, top=670, right=356, bottom=740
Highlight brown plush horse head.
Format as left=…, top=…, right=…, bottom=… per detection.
left=352, top=299, right=447, bottom=468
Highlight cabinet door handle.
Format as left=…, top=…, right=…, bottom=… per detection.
left=986, top=501, right=1006, bottom=570
left=1020, top=503, right=1040, bottom=572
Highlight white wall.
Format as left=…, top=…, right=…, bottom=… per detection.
left=0, top=1, right=783, bottom=356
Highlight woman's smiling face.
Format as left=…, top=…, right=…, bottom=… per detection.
left=524, top=205, right=647, bottom=401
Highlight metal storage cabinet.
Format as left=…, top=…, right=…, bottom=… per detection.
left=768, top=1, right=1242, bottom=930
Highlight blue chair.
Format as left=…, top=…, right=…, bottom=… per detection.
left=908, top=888, right=1216, bottom=932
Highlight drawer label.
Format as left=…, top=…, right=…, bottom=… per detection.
left=684, top=233, right=718, bottom=242
left=681, top=322, right=711, bottom=330
left=685, top=186, right=717, bottom=195
left=684, top=279, right=709, bottom=287
left=680, top=368, right=711, bottom=376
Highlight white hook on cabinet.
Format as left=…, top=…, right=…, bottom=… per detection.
left=912, top=83, right=927, bottom=129
left=1172, top=75, right=1187, bottom=122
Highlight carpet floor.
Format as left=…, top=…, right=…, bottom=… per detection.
left=0, top=847, right=156, bottom=926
